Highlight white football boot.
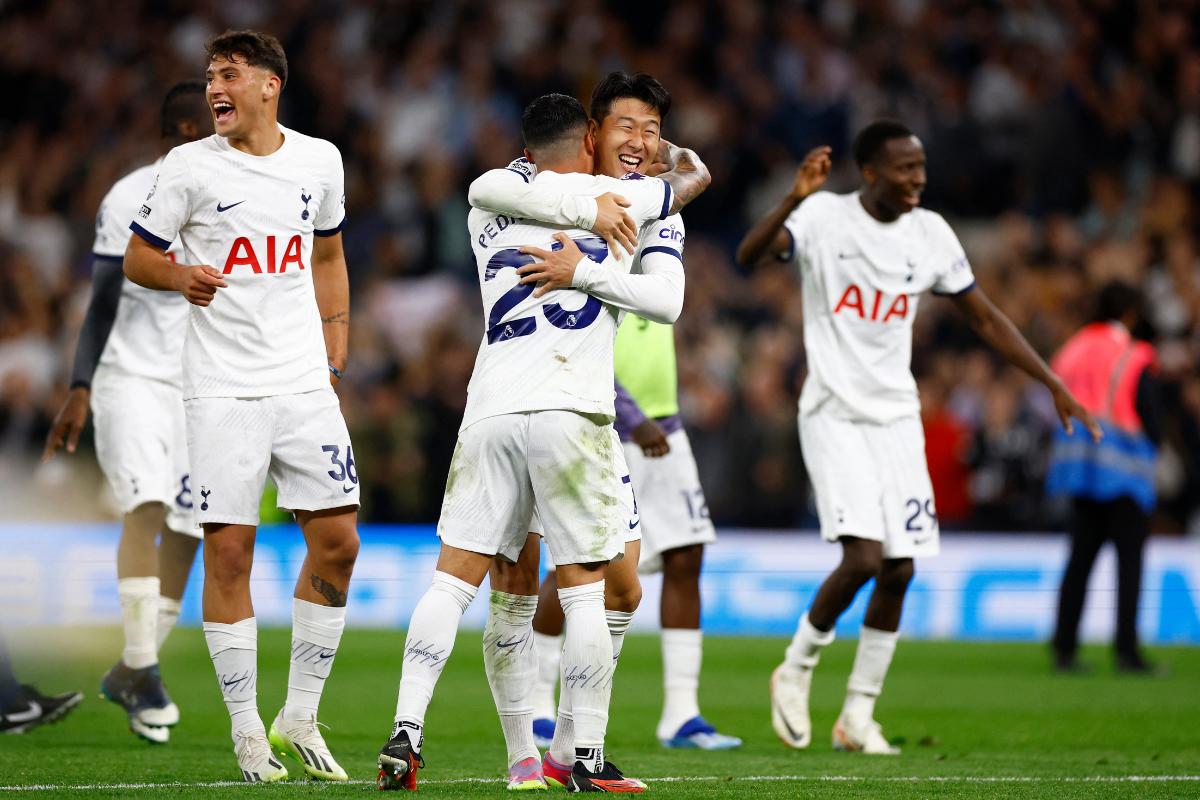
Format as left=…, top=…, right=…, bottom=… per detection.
left=268, top=711, right=348, bottom=781
left=832, top=713, right=901, bottom=755
left=770, top=664, right=813, bottom=749
left=234, top=729, right=289, bottom=782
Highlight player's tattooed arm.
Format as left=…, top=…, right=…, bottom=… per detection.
left=735, top=146, right=831, bottom=267
left=655, top=141, right=712, bottom=215
left=310, top=574, right=348, bottom=607
left=312, top=233, right=350, bottom=380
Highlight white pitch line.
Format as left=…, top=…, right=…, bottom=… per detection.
left=1, top=775, right=1199, bottom=791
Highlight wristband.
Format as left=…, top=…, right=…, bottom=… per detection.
left=328, top=364, right=344, bottom=380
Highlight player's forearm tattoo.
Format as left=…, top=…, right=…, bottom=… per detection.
left=310, top=574, right=347, bottom=607
left=321, top=310, right=349, bottom=325
left=661, top=143, right=712, bottom=214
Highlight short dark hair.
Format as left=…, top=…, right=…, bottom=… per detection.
left=205, top=29, right=288, bottom=89
left=160, top=80, right=207, bottom=137
left=589, top=71, right=671, bottom=125
left=852, top=120, right=914, bottom=167
left=1093, top=280, right=1143, bottom=323
left=521, top=93, right=588, bottom=153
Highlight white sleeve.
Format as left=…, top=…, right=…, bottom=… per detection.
left=313, top=145, right=346, bottom=236
left=928, top=214, right=976, bottom=296
left=616, top=174, right=673, bottom=227
left=469, top=161, right=599, bottom=230
left=571, top=248, right=684, bottom=324
left=130, top=148, right=192, bottom=251
left=92, top=184, right=131, bottom=259
left=780, top=191, right=828, bottom=263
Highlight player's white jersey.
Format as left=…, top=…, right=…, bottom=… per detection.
left=634, top=212, right=684, bottom=273
left=461, top=169, right=672, bottom=431
left=93, top=161, right=188, bottom=387
left=130, top=125, right=345, bottom=400
left=784, top=190, right=976, bottom=424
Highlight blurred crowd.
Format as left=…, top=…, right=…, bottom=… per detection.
left=1, top=0, right=1199, bottom=533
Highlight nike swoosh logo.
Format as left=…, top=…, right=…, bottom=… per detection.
left=628, top=518, right=640, bottom=529
left=343, top=485, right=356, bottom=494
left=838, top=252, right=863, bottom=260
left=496, top=637, right=526, bottom=649
left=222, top=678, right=241, bottom=688
left=6, top=701, right=41, bottom=723
left=216, top=201, right=245, bottom=213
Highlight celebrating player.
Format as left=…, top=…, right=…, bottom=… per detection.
left=736, top=121, right=1099, bottom=754
left=43, top=80, right=212, bottom=745
left=377, top=92, right=707, bottom=793
left=123, top=30, right=359, bottom=782
left=473, top=73, right=739, bottom=783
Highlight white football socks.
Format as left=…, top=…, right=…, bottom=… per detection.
left=658, top=628, right=702, bottom=740
left=119, top=576, right=160, bottom=670
left=156, top=596, right=182, bottom=652
left=606, top=609, right=633, bottom=665
left=483, top=591, right=539, bottom=768
left=842, top=626, right=899, bottom=722
left=394, top=571, right=478, bottom=733
left=283, top=598, right=347, bottom=722
left=203, top=617, right=263, bottom=739
left=783, top=612, right=835, bottom=674
left=531, top=631, right=562, bottom=723
left=558, top=581, right=612, bottom=769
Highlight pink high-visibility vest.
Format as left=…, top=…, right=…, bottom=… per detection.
left=1051, top=322, right=1156, bottom=434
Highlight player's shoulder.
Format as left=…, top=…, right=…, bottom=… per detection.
left=791, top=190, right=842, bottom=221
left=281, top=125, right=342, bottom=159
left=907, top=205, right=959, bottom=243
left=106, top=162, right=159, bottom=206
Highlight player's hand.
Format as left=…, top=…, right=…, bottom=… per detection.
left=176, top=265, right=227, bottom=306
left=42, top=386, right=90, bottom=460
left=644, top=138, right=673, bottom=177
left=790, top=146, right=833, bottom=201
left=632, top=419, right=670, bottom=458
left=592, top=193, right=637, bottom=256
left=1052, top=382, right=1103, bottom=442
left=518, top=234, right=585, bottom=298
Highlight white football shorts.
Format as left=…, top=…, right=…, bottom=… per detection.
left=438, top=410, right=628, bottom=566
left=91, top=368, right=197, bottom=537
left=527, top=439, right=641, bottom=547
left=184, top=387, right=360, bottom=527
left=799, top=412, right=939, bottom=559
left=624, top=427, right=716, bottom=574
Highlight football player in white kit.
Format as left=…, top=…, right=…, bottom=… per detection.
left=736, top=121, right=1099, bottom=754
left=470, top=73, right=737, bottom=792
left=123, top=31, right=359, bottom=783
left=377, top=93, right=708, bottom=793
left=43, top=81, right=212, bottom=745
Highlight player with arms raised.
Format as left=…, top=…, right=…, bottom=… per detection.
left=43, top=81, right=211, bottom=745
left=736, top=121, right=1099, bottom=754
left=376, top=93, right=707, bottom=793
left=123, top=30, right=359, bottom=783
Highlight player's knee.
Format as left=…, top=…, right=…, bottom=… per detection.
left=314, top=532, right=360, bottom=577
left=877, top=559, right=915, bottom=595
left=606, top=581, right=642, bottom=613
left=663, top=544, right=704, bottom=582
left=205, top=538, right=253, bottom=584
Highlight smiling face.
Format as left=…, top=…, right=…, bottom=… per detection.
left=593, top=98, right=663, bottom=179
left=205, top=54, right=279, bottom=141
left=862, top=135, right=927, bottom=218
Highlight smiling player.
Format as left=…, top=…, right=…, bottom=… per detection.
left=123, top=30, right=359, bottom=783
left=736, top=120, right=1099, bottom=754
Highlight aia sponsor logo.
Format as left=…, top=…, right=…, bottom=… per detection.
left=222, top=235, right=305, bottom=274
left=833, top=283, right=909, bottom=323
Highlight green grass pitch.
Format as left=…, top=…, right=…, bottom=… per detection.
left=1, top=627, right=1197, bottom=798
